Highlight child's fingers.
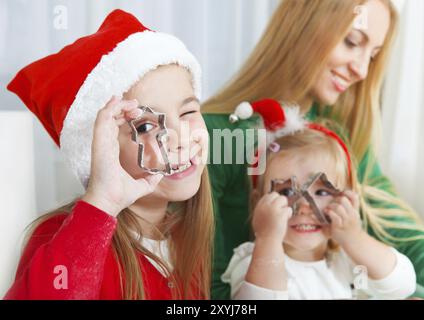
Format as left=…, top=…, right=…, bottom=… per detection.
left=281, top=207, right=293, bottom=220
left=327, top=202, right=348, bottom=222
left=95, top=99, right=139, bottom=133
left=105, top=95, right=120, bottom=109
left=343, top=190, right=360, bottom=210
left=327, top=210, right=343, bottom=228
left=258, top=193, right=279, bottom=212
left=111, top=100, right=139, bottom=118
left=136, top=173, right=163, bottom=195
left=271, top=195, right=288, bottom=209
left=114, top=108, right=143, bottom=127
left=339, top=196, right=354, bottom=214
left=94, top=96, right=119, bottom=126
left=100, top=95, right=120, bottom=114
left=337, top=196, right=359, bottom=220
left=332, top=195, right=351, bottom=210
left=115, top=118, right=127, bottom=127
left=120, top=100, right=143, bottom=121
left=121, top=99, right=140, bottom=112
left=99, top=98, right=137, bottom=120
left=95, top=98, right=135, bottom=132
left=264, top=192, right=280, bottom=205
left=124, top=108, right=143, bottom=121
left=145, top=173, right=164, bottom=187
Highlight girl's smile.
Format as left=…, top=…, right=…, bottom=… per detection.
left=290, top=223, right=323, bottom=234
left=166, top=157, right=197, bottom=180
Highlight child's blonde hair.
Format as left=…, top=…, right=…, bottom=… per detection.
left=24, top=169, right=214, bottom=300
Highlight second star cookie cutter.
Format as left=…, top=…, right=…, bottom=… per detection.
left=271, top=172, right=343, bottom=224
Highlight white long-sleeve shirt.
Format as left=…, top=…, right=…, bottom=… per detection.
left=221, top=242, right=416, bottom=300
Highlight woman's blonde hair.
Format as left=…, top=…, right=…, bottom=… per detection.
left=254, top=121, right=424, bottom=246
left=202, top=0, right=398, bottom=161
left=24, top=169, right=214, bottom=300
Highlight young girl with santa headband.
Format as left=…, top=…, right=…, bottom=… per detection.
left=221, top=99, right=416, bottom=300
left=4, top=10, right=213, bottom=300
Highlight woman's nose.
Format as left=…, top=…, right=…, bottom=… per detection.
left=349, top=55, right=369, bottom=81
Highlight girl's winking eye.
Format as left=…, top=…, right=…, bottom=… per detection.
left=181, top=110, right=198, bottom=117
left=180, top=102, right=200, bottom=118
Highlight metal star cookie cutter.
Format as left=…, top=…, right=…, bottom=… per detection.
left=270, top=172, right=343, bottom=224
left=128, top=106, right=191, bottom=176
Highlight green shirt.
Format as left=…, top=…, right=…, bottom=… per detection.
left=203, top=106, right=424, bottom=300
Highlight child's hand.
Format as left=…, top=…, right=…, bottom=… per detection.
left=252, top=192, right=293, bottom=243
left=324, top=190, right=363, bottom=246
left=82, top=96, right=163, bottom=217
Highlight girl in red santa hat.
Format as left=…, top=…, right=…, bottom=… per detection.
left=221, top=99, right=416, bottom=300
left=4, top=9, right=213, bottom=300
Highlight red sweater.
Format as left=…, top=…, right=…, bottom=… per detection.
left=4, top=200, right=198, bottom=300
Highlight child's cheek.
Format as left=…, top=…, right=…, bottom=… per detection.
left=190, top=112, right=207, bottom=129
left=189, top=116, right=209, bottom=159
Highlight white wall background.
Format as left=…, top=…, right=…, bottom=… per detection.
left=380, top=0, right=424, bottom=218
left=0, top=0, right=423, bottom=297
left=0, top=112, right=36, bottom=298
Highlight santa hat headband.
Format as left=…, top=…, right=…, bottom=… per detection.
left=8, top=9, right=201, bottom=188
left=230, top=99, right=352, bottom=178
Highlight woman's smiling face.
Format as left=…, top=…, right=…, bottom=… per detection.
left=310, top=0, right=391, bottom=105
left=119, top=64, right=208, bottom=202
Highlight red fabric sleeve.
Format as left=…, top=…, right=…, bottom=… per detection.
left=4, top=200, right=117, bottom=300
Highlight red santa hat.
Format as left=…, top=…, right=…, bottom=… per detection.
left=230, top=99, right=352, bottom=180
left=7, top=9, right=201, bottom=188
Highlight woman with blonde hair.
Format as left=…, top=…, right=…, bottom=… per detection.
left=202, top=0, right=424, bottom=299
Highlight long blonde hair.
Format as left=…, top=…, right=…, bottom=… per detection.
left=255, top=122, right=424, bottom=246
left=202, top=0, right=398, bottom=162
left=25, top=169, right=214, bottom=300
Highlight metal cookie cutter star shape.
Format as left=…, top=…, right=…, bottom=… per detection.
left=270, top=172, right=344, bottom=224
left=128, top=105, right=191, bottom=176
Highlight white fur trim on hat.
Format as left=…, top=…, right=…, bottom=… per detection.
left=266, top=105, right=306, bottom=145
left=60, top=31, right=202, bottom=188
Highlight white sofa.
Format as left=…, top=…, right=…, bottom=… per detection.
left=0, top=111, right=37, bottom=297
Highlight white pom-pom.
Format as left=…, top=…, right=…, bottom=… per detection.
left=234, top=102, right=253, bottom=120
